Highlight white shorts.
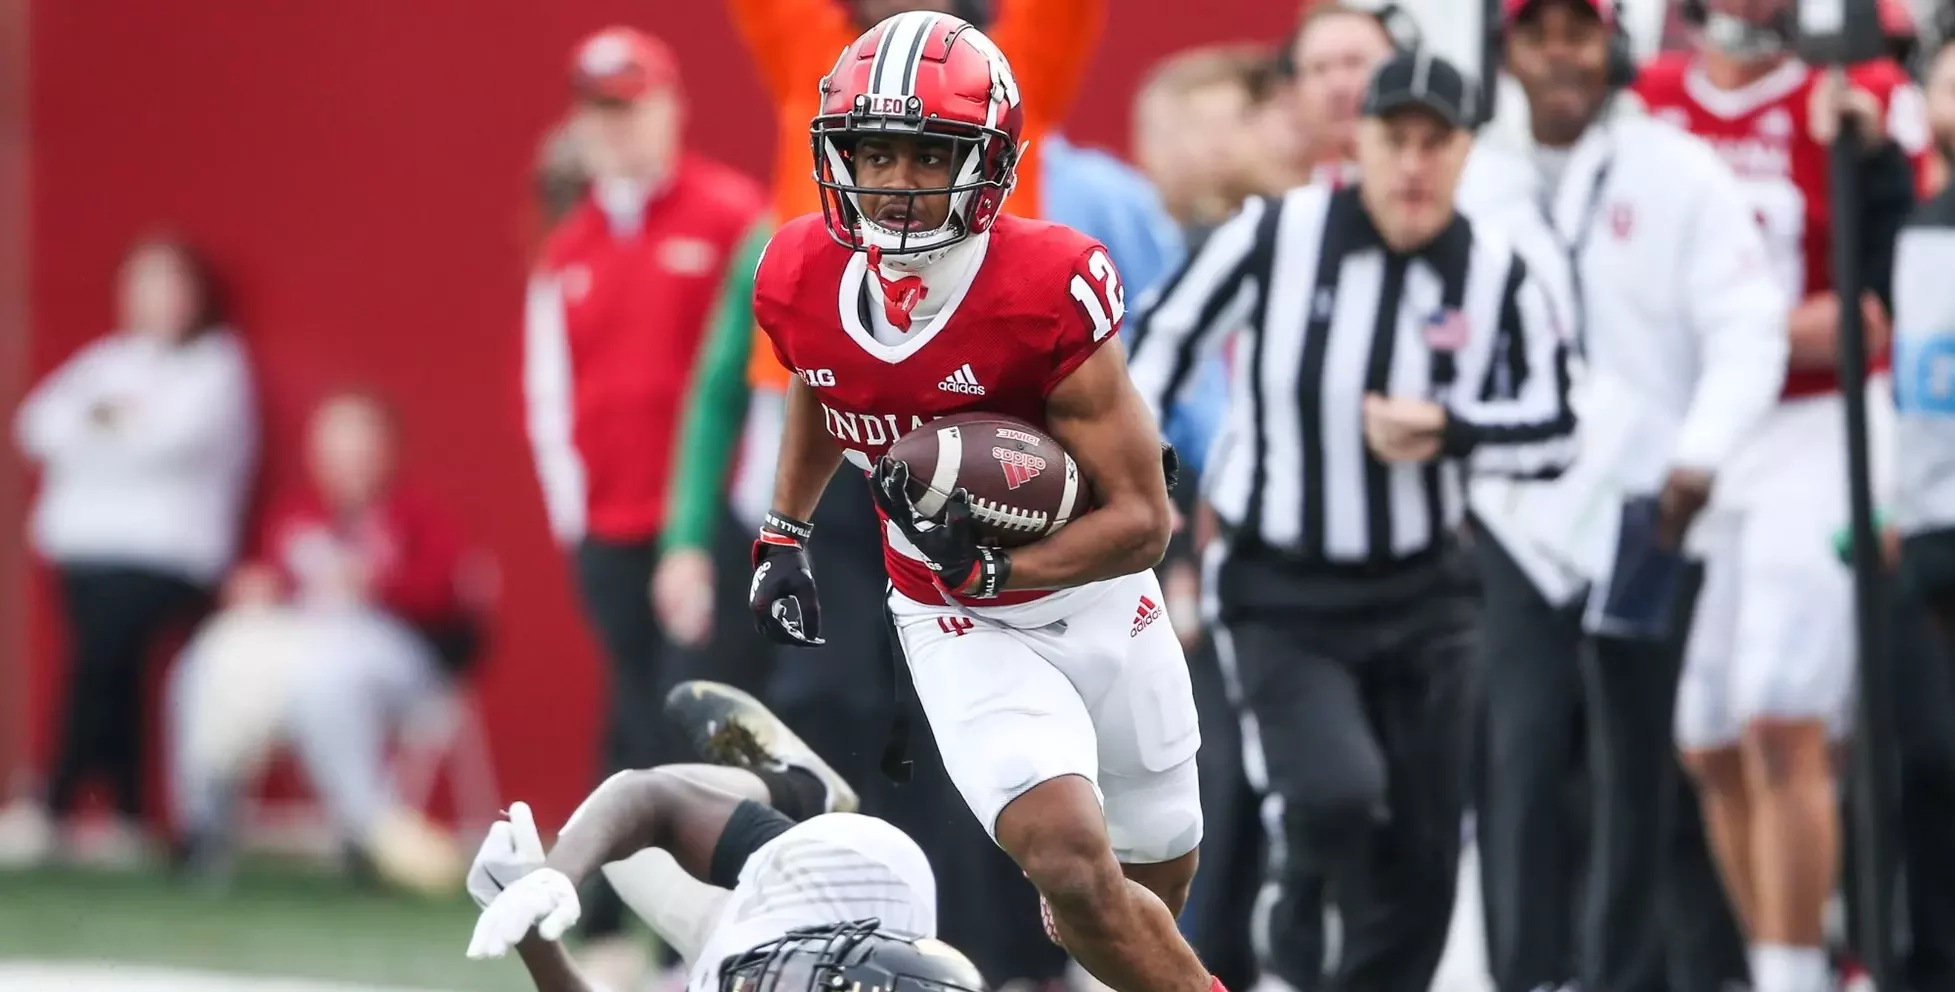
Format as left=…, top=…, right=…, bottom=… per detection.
left=687, top=813, right=937, bottom=992
left=890, top=571, right=1204, bottom=864
left=1676, top=390, right=1888, bottom=749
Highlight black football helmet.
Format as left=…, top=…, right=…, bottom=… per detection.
left=720, top=920, right=987, bottom=992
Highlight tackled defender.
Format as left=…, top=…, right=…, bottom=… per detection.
left=464, top=681, right=984, bottom=992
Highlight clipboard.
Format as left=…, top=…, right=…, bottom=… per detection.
left=1583, top=496, right=1687, bottom=640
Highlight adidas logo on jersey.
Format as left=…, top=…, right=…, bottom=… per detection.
left=938, top=364, right=986, bottom=396
left=1130, top=595, right=1164, bottom=638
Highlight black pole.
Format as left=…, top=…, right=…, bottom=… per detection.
left=1829, top=91, right=1900, bottom=992
left=1480, top=0, right=1501, bottom=127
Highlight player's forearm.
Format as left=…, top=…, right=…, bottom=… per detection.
left=545, top=771, right=670, bottom=886
left=515, top=936, right=601, bottom=992
left=1001, top=497, right=1171, bottom=591
left=769, top=379, right=845, bottom=521
left=1787, top=292, right=1892, bottom=370
left=1788, top=293, right=1841, bottom=368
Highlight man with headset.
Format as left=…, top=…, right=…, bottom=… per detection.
left=1458, top=3, right=1787, bottom=992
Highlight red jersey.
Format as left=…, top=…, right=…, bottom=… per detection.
left=1634, top=54, right=1928, bottom=399
left=754, top=214, right=1126, bottom=608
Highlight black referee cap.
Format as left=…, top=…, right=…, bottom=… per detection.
left=1361, top=48, right=1480, bottom=129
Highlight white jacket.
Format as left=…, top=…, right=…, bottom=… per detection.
left=1457, top=105, right=1790, bottom=600
left=15, top=329, right=258, bottom=583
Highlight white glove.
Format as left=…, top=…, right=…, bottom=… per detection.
left=467, top=801, right=546, bottom=910
left=467, top=866, right=582, bottom=959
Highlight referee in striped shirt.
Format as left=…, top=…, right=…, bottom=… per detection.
left=1128, top=49, right=1576, bottom=992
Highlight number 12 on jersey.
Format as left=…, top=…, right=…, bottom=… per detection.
left=1069, top=249, right=1126, bottom=342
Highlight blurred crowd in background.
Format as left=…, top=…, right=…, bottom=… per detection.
left=7, top=1, right=1955, bottom=991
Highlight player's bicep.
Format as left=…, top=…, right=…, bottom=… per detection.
left=1045, top=344, right=1167, bottom=510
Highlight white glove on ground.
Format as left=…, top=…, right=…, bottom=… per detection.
left=466, top=800, right=581, bottom=960
left=466, top=801, right=546, bottom=910
left=467, top=867, right=581, bottom=959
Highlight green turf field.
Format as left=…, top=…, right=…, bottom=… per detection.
left=0, top=865, right=550, bottom=991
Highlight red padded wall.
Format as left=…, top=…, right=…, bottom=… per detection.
left=17, top=0, right=1289, bottom=826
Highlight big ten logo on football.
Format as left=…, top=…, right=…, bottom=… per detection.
left=1896, top=332, right=1955, bottom=417
left=1068, top=249, right=1126, bottom=342
left=936, top=616, right=975, bottom=637
left=799, top=368, right=837, bottom=387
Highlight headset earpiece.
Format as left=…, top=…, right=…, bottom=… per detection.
left=1606, top=25, right=1638, bottom=88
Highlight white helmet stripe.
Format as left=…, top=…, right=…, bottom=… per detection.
left=871, top=11, right=936, bottom=98
left=868, top=17, right=902, bottom=97
left=899, top=13, right=932, bottom=95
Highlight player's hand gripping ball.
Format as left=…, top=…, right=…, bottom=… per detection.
left=881, top=413, right=1087, bottom=548
left=871, top=457, right=996, bottom=597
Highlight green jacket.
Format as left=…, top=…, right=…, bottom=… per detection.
left=662, top=220, right=770, bottom=551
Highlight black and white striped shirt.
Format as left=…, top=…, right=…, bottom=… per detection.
left=1129, top=184, right=1576, bottom=566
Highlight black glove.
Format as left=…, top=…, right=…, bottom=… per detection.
left=1161, top=441, right=1181, bottom=492
left=749, top=511, right=825, bottom=646
left=870, top=457, right=1011, bottom=599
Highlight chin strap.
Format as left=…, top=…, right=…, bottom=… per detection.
left=865, top=245, right=929, bottom=332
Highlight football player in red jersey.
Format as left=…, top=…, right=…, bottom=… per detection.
left=1632, top=4, right=1925, bottom=991
left=743, top=12, right=1221, bottom=992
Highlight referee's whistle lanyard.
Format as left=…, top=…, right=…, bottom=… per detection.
left=1543, top=151, right=1615, bottom=359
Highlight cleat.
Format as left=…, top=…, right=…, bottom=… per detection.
left=665, top=681, right=859, bottom=814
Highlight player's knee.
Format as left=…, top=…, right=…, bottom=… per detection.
left=1682, top=745, right=1744, bottom=795
left=1741, top=717, right=1831, bottom=788
left=1018, top=830, right=1127, bottom=922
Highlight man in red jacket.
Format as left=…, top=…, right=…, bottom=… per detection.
left=521, top=25, right=768, bottom=986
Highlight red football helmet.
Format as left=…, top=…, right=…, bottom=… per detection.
left=811, top=12, right=1025, bottom=263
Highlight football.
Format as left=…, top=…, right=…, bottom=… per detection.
left=886, top=412, right=1087, bottom=548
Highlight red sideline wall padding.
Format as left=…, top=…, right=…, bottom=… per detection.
left=21, top=0, right=1289, bottom=828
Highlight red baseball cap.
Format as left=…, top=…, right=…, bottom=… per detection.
left=570, top=27, right=680, bottom=103
left=1502, top=0, right=1617, bottom=25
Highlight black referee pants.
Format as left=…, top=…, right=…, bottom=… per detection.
left=1219, top=554, right=1477, bottom=992
left=1473, top=531, right=1748, bottom=992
